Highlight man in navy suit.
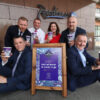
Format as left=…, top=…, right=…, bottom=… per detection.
left=0, top=36, right=32, bottom=93
left=5, top=16, right=31, bottom=53
left=67, top=33, right=100, bottom=91
left=60, top=12, right=86, bottom=48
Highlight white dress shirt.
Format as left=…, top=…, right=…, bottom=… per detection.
left=28, top=27, right=45, bottom=44
left=18, top=29, right=23, bottom=36
left=77, top=48, right=86, bottom=67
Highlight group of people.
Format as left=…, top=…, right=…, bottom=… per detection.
left=0, top=12, right=100, bottom=93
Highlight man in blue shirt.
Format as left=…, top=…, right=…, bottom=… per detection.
left=67, top=33, right=100, bottom=91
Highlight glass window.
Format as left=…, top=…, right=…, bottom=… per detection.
left=95, top=26, right=100, bottom=36
left=96, top=8, right=100, bottom=14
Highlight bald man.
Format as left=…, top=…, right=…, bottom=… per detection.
left=60, top=12, right=86, bottom=48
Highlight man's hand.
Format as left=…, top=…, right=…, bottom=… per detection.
left=34, top=36, right=40, bottom=43
left=45, top=37, right=51, bottom=43
left=96, top=59, right=100, bottom=65
left=0, top=75, right=7, bottom=83
left=1, top=51, right=9, bottom=62
left=92, top=65, right=100, bottom=70
left=69, top=40, right=74, bottom=47
left=26, top=41, right=30, bottom=46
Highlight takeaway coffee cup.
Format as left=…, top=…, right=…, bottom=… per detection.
left=67, top=34, right=73, bottom=42
left=3, top=47, right=12, bottom=57
left=33, top=32, right=37, bottom=39
left=48, top=32, right=53, bottom=40
left=26, top=35, right=30, bottom=42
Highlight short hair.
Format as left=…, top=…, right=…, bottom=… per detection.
left=34, top=17, right=41, bottom=22
left=13, top=36, right=25, bottom=42
left=75, top=33, right=87, bottom=41
left=48, top=22, right=60, bottom=35
left=18, top=16, right=28, bottom=22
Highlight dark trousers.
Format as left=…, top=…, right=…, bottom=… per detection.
left=68, top=70, right=100, bottom=91
left=0, top=64, right=18, bottom=93
left=0, top=83, right=18, bottom=93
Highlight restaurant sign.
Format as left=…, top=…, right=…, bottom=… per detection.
left=37, top=4, right=68, bottom=19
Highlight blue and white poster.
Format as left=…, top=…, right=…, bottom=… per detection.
left=36, top=48, right=62, bottom=87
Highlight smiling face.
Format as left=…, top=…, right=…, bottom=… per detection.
left=48, top=22, right=59, bottom=35
left=75, top=35, right=87, bottom=50
left=18, top=19, right=28, bottom=32
left=33, top=19, right=41, bottom=30
left=67, top=16, right=77, bottom=32
left=50, top=23, right=57, bottom=33
left=14, top=37, right=26, bottom=52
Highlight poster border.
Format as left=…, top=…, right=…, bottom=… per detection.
left=31, top=43, right=67, bottom=97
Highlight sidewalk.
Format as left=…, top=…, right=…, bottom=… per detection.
left=0, top=48, right=100, bottom=100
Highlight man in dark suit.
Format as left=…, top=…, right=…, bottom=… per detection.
left=67, top=33, right=100, bottom=91
left=0, top=36, right=32, bottom=93
left=60, top=12, right=86, bottom=48
left=5, top=16, right=31, bottom=53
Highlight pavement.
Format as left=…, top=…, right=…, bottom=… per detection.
left=0, top=48, right=100, bottom=100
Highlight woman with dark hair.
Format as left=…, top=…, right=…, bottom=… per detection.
left=45, top=22, right=61, bottom=43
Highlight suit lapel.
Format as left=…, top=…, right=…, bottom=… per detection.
left=17, top=47, right=27, bottom=63
left=12, top=50, right=19, bottom=68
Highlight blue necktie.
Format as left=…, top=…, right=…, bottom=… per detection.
left=12, top=52, right=22, bottom=77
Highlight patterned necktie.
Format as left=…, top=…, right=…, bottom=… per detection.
left=12, top=52, right=22, bottom=77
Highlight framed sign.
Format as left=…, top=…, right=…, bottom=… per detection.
left=31, top=43, right=67, bottom=97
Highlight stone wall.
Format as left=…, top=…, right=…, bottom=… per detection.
left=0, top=2, right=96, bottom=52
left=76, top=3, right=96, bottom=33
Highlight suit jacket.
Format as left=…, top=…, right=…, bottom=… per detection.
left=59, top=27, right=86, bottom=48
left=0, top=46, right=32, bottom=90
left=5, top=25, right=31, bottom=53
left=67, top=46, right=96, bottom=81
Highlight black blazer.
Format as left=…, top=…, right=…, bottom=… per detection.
left=59, top=27, right=86, bottom=48
left=4, top=25, right=31, bottom=53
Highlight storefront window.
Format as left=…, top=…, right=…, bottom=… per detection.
left=95, top=26, right=100, bottom=36
left=96, top=8, right=100, bottom=14
left=95, top=26, right=100, bottom=47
